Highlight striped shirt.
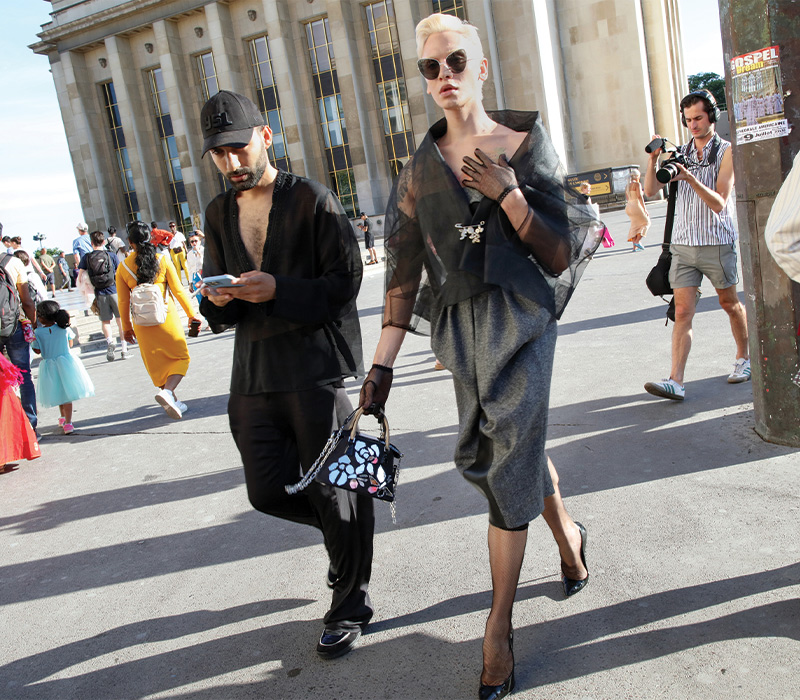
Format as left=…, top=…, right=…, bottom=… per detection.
left=764, top=150, right=800, bottom=283
left=672, top=135, right=738, bottom=246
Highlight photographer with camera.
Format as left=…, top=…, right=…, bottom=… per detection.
left=642, top=89, right=749, bottom=401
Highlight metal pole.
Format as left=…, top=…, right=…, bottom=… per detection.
left=718, top=0, right=800, bottom=446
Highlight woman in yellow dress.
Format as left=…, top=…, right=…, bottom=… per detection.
left=117, top=221, right=199, bottom=420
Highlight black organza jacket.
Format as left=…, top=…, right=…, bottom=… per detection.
left=200, top=170, right=363, bottom=394
left=382, top=111, right=600, bottom=334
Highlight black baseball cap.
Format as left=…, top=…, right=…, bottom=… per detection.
left=201, top=90, right=265, bottom=156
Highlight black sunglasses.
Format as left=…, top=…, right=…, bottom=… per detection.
left=417, top=49, right=469, bottom=80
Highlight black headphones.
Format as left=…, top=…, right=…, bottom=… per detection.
left=680, top=89, right=721, bottom=127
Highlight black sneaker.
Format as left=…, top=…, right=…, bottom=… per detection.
left=316, top=628, right=361, bottom=659
left=326, top=566, right=338, bottom=590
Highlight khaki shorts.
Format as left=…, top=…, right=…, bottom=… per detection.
left=669, top=243, right=739, bottom=290
left=95, top=293, right=120, bottom=322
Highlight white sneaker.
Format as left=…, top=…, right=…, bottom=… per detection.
left=106, top=341, right=116, bottom=362
left=155, top=389, right=183, bottom=420
left=728, top=358, right=751, bottom=384
left=644, top=378, right=685, bottom=401
left=176, top=400, right=188, bottom=414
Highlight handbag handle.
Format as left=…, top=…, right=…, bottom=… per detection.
left=348, top=407, right=390, bottom=448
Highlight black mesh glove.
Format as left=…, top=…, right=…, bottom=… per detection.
left=359, top=364, right=393, bottom=415
left=461, top=148, right=518, bottom=201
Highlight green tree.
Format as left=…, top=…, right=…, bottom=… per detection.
left=688, top=72, right=727, bottom=110
left=35, top=247, right=63, bottom=258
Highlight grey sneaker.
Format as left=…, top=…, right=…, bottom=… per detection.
left=644, top=378, right=685, bottom=401
left=728, top=358, right=751, bottom=383
left=106, top=341, right=116, bottom=362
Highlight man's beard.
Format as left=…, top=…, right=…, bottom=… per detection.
left=226, top=145, right=268, bottom=191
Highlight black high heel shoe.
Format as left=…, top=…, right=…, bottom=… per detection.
left=479, top=631, right=515, bottom=700
left=561, top=521, right=589, bottom=598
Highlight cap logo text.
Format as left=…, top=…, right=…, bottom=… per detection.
left=204, top=111, right=234, bottom=131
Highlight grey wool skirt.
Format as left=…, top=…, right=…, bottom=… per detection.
left=431, top=287, right=557, bottom=529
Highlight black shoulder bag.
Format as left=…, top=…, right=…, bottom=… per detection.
left=645, top=180, right=678, bottom=297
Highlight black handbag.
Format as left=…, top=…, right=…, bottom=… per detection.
left=285, top=408, right=402, bottom=520
left=646, top=181, right=678, bottom=297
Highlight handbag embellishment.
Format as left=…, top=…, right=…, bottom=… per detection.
left=285, top=408, right=403, bottom=522
left=455, top=221, right=484, bottom=244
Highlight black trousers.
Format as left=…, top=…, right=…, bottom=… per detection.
left=228, top=384, right=374, bottom=631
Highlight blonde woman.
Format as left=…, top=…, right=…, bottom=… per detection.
left=359, top=13, right=594, bottom=699
left=625, top=169, right=649, bottom=251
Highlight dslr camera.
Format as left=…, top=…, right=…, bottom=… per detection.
left=645, top=137, right=688, bottom=184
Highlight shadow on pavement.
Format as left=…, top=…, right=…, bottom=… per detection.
left=2, top=564, right=797, bottom=699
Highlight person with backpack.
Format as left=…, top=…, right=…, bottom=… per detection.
left=117, top=221, right=200, bottom=420
left=0, top=250, right=38, bottom=436
left=79, top=230, right=127, bottom=361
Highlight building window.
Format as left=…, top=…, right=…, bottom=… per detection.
left=432, top=0, right=467, bottom=19
left=196, top=51, right=219, bottom=101
left=365, top=1, right=415, bottom=177
left=100, top=81, right=140, bottom=221
left=305, top=17, right=359, bottom=218
left=248, top=35, right=291, bottom=172
left=147, top=67, right=191, bottom=230
left=195, top=51, right=228, bottom=193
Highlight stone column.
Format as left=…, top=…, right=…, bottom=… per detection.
left=56, top=50, right=113, bottom=228
left=205, top=1, right=248, bottom=94
left=152, top=19, right=207, bottom=224
left=261, top=0, right=315, bottom=179
left=395, top=0, right=433, bottom=155
left=105, top=34, right=159, bottom=222
left=332, top=0, right=395, bottom=213
left=640, top=0, right=687, bottom=143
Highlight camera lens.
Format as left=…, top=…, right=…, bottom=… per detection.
left=656, top=163, right=678, bottom=184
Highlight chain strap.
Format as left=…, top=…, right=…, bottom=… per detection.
left=284, top=409, right=358, bottom=496
left=284, top=408, right=400, bottom=525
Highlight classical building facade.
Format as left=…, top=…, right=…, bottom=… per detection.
left=30, top=0, right=687, bottom=231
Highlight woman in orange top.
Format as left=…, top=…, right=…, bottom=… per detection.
left=117, top=221, right=199, bottom=420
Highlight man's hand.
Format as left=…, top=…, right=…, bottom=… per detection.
left=199, top=270, right=277, bottom=306
left=671, top=162, right=693, bottom=183
left=647, top=133, right=664, bottom=160
left=123, top=329, right=136, bottom=344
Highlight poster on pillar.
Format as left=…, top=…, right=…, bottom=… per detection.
left=730, top=45, right=790, bottom=145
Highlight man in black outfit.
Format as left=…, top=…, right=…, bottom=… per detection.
left=198, top=91, right=372, bottom=659
left=357, top=212, right=378, bottom=265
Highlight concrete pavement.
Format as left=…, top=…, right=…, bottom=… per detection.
left=2, top=202, right=798, bottom=699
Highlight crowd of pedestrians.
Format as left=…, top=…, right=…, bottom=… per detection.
left=0, top=216, right=203, bottom=469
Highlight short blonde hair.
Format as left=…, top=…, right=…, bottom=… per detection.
left=579, top=181, right=591, bottom=191
left=415, top=12, right=484, bottom=59
left=629, top=168, right=641, bottom=182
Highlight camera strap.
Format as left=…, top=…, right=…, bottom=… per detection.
left=662, top=181, right=679, bottom=252
left=681, top=133, right=721, bottom=169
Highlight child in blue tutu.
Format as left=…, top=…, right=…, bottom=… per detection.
left=32, top=300, right=95, bottom=434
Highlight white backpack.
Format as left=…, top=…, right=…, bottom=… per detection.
left=121, top=256, right=168, bottom=326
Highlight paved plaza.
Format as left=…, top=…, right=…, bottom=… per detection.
left=2, top=203, right=798, bottom=699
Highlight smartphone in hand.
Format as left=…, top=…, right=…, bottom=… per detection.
left=201, top=274, right=242, bottom=288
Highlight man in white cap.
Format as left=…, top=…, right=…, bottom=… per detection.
left=72, top=222, right=92, bottom=262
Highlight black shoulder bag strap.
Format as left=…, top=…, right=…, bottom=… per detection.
left=661, top=181, right=678, bottom=253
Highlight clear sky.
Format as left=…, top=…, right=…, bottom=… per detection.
left=1, top=0, right=725, bottom=255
